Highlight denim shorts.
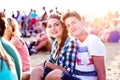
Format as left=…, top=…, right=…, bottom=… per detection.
left=61, top=71, right=81, bottom=80
left=42, top=67, right=52, bottom=80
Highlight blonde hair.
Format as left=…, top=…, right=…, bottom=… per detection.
left=62, top=11, right=81, bottom=23
left=7, top=18, right=21, bottom=36
left=4, top=17, right=21, bottom=40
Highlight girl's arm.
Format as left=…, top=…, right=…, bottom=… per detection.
left=45, top=61, right=69, bottom=74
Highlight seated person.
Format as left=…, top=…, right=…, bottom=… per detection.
left=28, top=21, right=51, bottom=55
left=3, top=17, right=31, bottom=72
left=0, top=11, right=22, bottom=80
left=3, top=17, right=31, bottom=80
left=0, top=42, right=18, bottom=80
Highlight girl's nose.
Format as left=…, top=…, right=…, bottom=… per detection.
left=69, top=25, right=74, bottom=29
left=51, top=26, right=56, bottom=30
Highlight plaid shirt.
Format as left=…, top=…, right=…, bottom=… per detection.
left=49, top=37, right=78, bottom=75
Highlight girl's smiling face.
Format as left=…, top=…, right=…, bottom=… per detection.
left=46, top=18, right=63, bottom=39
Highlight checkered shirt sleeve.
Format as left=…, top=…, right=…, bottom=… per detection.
left=57, top=38, right=78, bottom=75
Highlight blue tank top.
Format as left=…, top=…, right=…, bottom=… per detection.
left=0, top=59, right=18, bottom=80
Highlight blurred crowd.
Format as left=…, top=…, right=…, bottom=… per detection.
left=1, top=7, right=120, bottom=55
left=87, top=11, right=120, bottom=43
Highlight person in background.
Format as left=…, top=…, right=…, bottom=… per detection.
left=29, top=10, right=38, bottom=30
left=15, top=10, right=22, bottom=26
left=46, top=11, right=106, bottom=80
left=0, top=36, right=18, bottom=80
left=3, top=17, right=31, bottom=80
left=0, top=11, right=22, bottom=80
left=41, top=7, right=48, bottom=21
left=28, top=20, right=51, bottom=55
left=20, top=11, right=31, bottom=37
left=55, top=7, right=62, bottom=15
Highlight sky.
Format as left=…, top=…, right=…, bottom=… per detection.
left=0, top=0, right=120, bottom=18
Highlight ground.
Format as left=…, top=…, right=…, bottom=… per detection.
left=23, top=36, right=120, bottom=80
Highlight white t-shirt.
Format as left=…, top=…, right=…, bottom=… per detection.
left=74, top=34, right=106, bottom=80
